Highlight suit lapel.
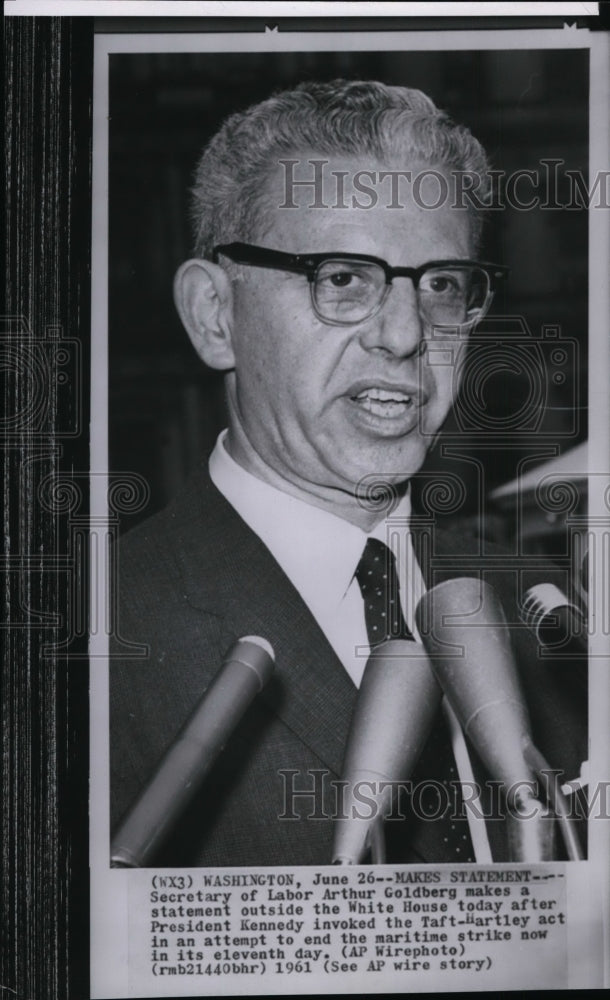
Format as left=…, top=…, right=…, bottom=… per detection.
left=164, top=466, right=358, bottom=779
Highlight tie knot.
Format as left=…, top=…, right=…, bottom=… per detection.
left=355, top=537, right=395, bottom=583
left=355, top=538, right=412, bottom=645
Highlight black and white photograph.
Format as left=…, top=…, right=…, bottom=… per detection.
left=107, top=42, right=592, bottom=870
left=4, top=4, right=610, bottom=999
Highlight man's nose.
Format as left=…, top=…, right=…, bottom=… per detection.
left=358, top=278, right=424, bottom=358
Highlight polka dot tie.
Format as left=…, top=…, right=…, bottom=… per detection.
left=354, top=537, right=475, bottom=863
left=355, top=537, right=413, bottom=646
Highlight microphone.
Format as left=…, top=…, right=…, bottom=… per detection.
left=415, top=578, right=584, bottom=861
left=332, top=640, right=441, bottom=865
left=415, top=578, right=536, bottom=799
left=415, top=578, right=557, bottom=861
left=521, top=583, right=588, bottom=658
left=111, top=636, right=275, bottom=868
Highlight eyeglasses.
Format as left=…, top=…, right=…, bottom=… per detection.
left=213, top=242, right=509, bottom=329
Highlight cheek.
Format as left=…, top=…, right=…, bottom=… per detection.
left=232, top=317, right=300, bottom=410
left=231, top=281, right=348, bottom=415
left=416, top=364, right=458, bottom=439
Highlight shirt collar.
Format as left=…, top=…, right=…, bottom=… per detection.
left=209, top=430, right=411, bottom=619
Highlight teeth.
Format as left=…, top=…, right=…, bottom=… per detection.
left=352, top=387, right=415, bottom=417
left=355, top=388, right=413, bottom=404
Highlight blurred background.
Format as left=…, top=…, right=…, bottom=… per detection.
left=108, top=47, right=589, bottom=549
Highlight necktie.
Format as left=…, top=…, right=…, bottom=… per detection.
left=355, top=537, right=413, bottom=645
left=354, top=537, right=475, bottom=863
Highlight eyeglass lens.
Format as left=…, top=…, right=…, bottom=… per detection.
left=313, top=260, right=490, bottom=325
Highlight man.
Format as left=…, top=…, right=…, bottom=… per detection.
left=110, top=80, right=586, bottom=866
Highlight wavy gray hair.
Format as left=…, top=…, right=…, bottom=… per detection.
left=191, top=79, right=490, bottom=257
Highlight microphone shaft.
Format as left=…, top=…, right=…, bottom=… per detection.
left=416, top=578, right=534, bottom=795
left=111, top=637, right=274, bottom=867
left=332, top=640, right=441, bottom=865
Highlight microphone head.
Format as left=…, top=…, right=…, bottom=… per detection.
left=521, top=583, right=573, bottom=631
left=341, top=639, right=441, bottom=782
left=415, top=577, right=521, bottom=699
left=520, top=583, right=586, bottom=653
left=239, top=635, right=275, bottom=659
left=224, top=636, right=275, bottom=689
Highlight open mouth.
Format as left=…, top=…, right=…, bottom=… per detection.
left=351, top=387, right=418, bottom=418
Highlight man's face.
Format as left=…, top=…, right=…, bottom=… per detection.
left=224, top=155, right=473, bottom=511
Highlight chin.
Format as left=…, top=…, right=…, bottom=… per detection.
left=335, top=444, right=429, bottom=497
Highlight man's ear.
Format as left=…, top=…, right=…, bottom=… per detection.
left=173, top=259, right=235, bottom=370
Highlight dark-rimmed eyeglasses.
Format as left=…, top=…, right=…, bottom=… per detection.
left=213, top=242, right=509, bottom=328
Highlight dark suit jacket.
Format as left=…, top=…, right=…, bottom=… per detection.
left=110, top=464, right=587, bottom=866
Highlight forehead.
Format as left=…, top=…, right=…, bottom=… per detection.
left=259, top=153, right=474, bottom=260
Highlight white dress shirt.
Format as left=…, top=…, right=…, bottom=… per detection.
left=209, top=429, right=492, bottom=861
left=210, top=430, right=423, bottom=685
